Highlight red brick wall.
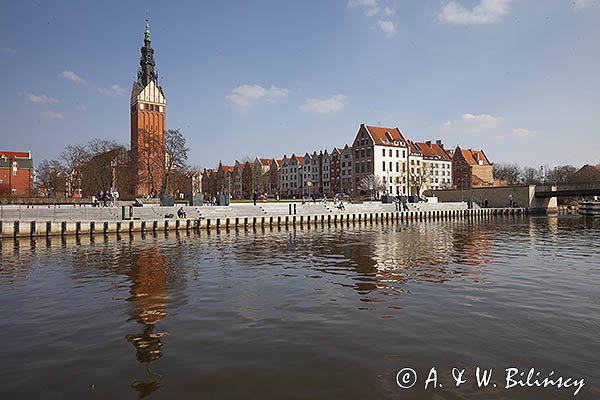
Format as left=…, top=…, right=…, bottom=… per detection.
left=0, top=167, right=34, bottom=197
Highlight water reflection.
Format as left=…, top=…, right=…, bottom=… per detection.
left=1, top=216, right=599, bottom=399
left=125, top=246, right=169, bottom=399
left=222, top=220, right=498, bottom=303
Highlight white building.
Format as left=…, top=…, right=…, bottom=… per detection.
left=352, top=124, right=409, bottom=196
left=415, top=141, right=453, bottom=192
left=278, top=154, right=303, bottom=197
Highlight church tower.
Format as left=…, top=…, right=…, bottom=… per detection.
left=130, top=15, right=166, bottom=197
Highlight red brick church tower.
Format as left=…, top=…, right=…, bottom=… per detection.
left=130, top=16, right=166, bottom=197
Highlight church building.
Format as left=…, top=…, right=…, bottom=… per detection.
left=130, top=17, right=166, bottom=197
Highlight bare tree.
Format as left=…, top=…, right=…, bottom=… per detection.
left=60, top=144, right=90, bottom=196
left=493, top=163, right=522, bottom=185
left=164, top=129, right=189, bottom=195
left=357, top=175, right=385, bottom=197
left=522, top=166, right=541, bottom=185
left=546, top=165, right=577, bottom=184
left=36, top=159, right=67, bottom=197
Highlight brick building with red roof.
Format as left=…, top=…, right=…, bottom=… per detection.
left=0, top=151, right=34, bottom=197
left=452, top=146, right=493, bottom=189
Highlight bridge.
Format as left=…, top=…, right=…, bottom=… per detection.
left=534, top=182, right=600, bottom=198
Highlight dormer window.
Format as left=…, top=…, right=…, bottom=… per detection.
left=385, top=131, right=393, bottom=142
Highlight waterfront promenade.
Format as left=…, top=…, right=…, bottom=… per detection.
left=0, top=201, right=526, bottom=238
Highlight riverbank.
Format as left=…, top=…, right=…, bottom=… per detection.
left=0, top=206, right=527, bottom=238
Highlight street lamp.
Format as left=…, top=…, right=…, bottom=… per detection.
left=110, top=159, right=117, bottom=191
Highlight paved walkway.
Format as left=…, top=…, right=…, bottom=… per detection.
left=0, top=201, right=471, bottom=222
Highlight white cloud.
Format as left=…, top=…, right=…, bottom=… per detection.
left=349, top=0, right=397, bottom=35
left=439, top=0, right=512, bottom=25
left=226, top=84, right=289, bottom=109
left=1, top=47, right=16, bottom=54
left=300, top=94, right=346, bottom=114
left=348, top=0, right=378, bottom=8
left=378, top=20, right=397, bottom=36
left=348, top=0, right=380, bottom=17
left=443, top=113, right=504, bottom=133
left=60, top=70, right=86, bottom=84
left=98, top=84, right=126, bottom=96
left=443, top=113, right=538, bottom=140
left=26, top=94, right=59, bottom=104
left=364, top=6, right=381, bottom=16
left=574, top=0, right=594, bottom=11
left=40, top=111, right=64, bottom=119
left=512, top=128, right=537, bottom=139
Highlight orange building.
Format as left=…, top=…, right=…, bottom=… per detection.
left=451, top=146, right=493, bottom=189
left=0, top=151, right=34, bottom=197
left=130, top=17, right=166, bottom=197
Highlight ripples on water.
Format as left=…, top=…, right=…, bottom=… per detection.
left=0, top=215, right=599, bottom=399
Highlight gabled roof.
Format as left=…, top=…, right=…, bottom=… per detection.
left=363, top=124, right=408, bottom=147
left=461, top=149, right=491, bottom=166
left=416, top=141, right=452, bottom=161
left=219, top=165, right=235, bottom=173
left=257, top=157, right=273, bottom=166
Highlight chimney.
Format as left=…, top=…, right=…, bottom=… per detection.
left=436, top=140, right=443, bottom=148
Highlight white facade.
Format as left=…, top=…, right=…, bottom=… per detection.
left=421, top=159, right=452, bottom=192
left=321, top=151, right=331, bottom=195
left=373, top=144, right=409, bottom=196
left=278, top=155, right=303, bottom=197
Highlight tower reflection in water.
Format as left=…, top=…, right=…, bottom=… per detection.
left=125, top=245, right=169, bottom=399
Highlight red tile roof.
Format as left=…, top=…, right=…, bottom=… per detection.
left=407, top=140, right=421, bottom=155
left=416, top=141, right=452, bottom=161
left=364, top=125, right=407, bottom=147
left=258, top=158, right=272, bottom=166
left=0, top=151, right=30, bottom=159
left=461, top=149, right=491, bottom=166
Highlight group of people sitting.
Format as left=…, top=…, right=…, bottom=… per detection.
left=92, top=189, right=119, bottom=207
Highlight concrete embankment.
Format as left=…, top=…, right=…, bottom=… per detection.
left=1, top=206, right=527, bottom=238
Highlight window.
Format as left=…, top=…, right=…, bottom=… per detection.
left=389, top=149, right=392, bottom=157
left=361, top=149, right=365, bottom=158
left=396, top=162, right=399, bottom=172
left=366, top=148, right=371, bottom=157
left=382, top=149, right=385, bottom=156
left=389, top=162, right=392, bottom=171
left=366, top=160, right=371, bottom=172
left=396, top=150, right=399, bottom=157
left=382, top=161, right=386, bottom=171
left=145, top=104, right=149, bottom=110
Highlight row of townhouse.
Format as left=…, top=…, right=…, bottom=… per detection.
left=201, top=123, right=493, bottom=198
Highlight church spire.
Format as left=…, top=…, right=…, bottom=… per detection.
left=144, top=11, right=151, bottom=44
left=138, top=12, right=157, bottom=87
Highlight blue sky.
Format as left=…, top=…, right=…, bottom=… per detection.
left=1, top=0, right=599, bottom=169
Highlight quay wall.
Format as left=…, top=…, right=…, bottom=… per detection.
left=1, top=207, right=527, bottom=238
left=427, top=185, right=557, bottom=213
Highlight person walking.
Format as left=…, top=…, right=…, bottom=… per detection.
left=253, top=192, right=258, bottom=206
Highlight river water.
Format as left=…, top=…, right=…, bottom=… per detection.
left=1, top=215, right=599, bottom=399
